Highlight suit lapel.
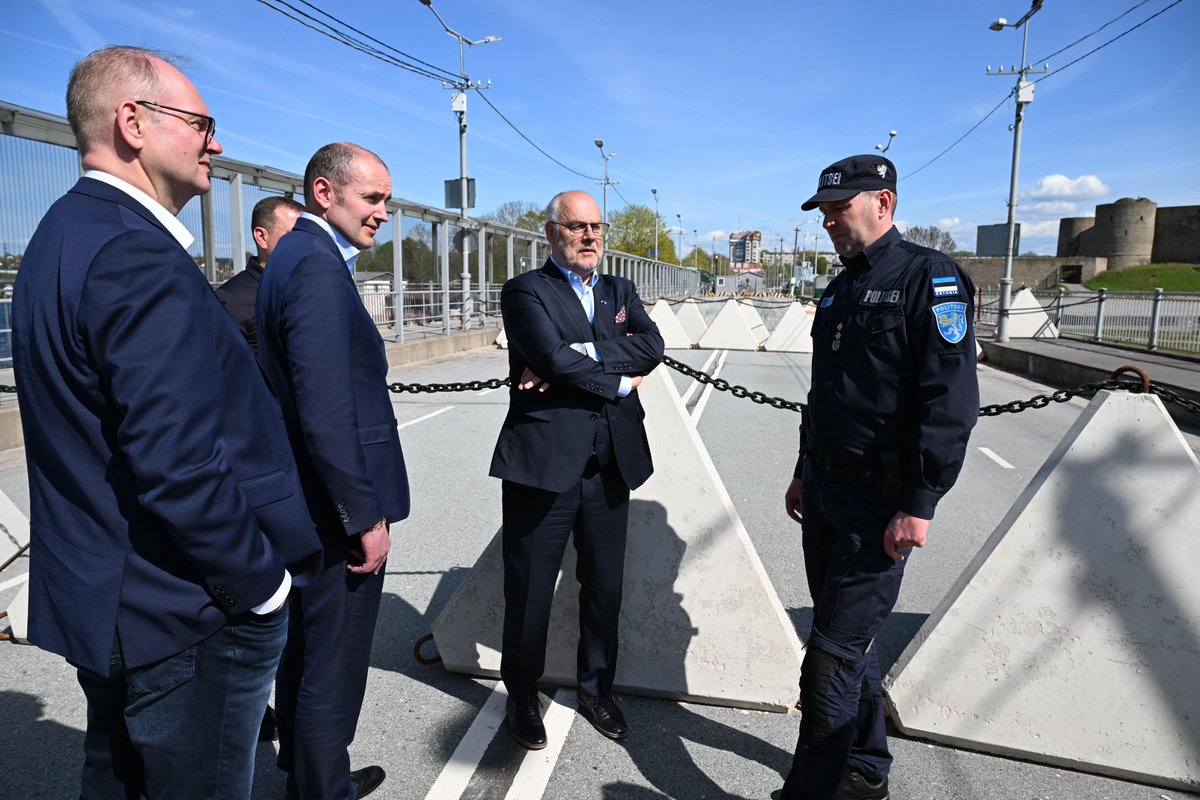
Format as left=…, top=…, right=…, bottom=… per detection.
left=538, top=262, right=594, bottom=342
left=592, top=275, right=614, bottom=340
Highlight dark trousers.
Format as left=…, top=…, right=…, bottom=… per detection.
left=275, top=556, right=384, bottom=800
left=77, top=609, right=288, bottom=800
left=500, top=458, right=630, bottom=699
left=782, top=462, right=906, bottom=800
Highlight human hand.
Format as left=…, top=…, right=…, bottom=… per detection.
left=629, top=375, right=644, bottom=390
left=518, top=367, right=549, bottom=392
left=348, top=520, right=390, bottom=575
left=883, top=511, right=929, bottom=561
left=784, top=477, right=804, bottom=524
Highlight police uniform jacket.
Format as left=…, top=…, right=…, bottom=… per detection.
left=799, top=226, right=978, bottom=519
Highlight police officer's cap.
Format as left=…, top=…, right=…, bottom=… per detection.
left=801, top=154, right=897, bottom=211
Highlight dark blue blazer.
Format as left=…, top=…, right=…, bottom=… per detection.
left=12, top=178, right=322, bottom=675
left=489, top=261, right=664, bottom=493
left=256, top=217, right=410, bottom=550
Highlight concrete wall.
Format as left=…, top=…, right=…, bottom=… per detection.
left=1090, top=198, right=1156, bottom=270
left=959, top=256, right=1108, bottom=291
left=1152, top=205, right=1200, bottom=264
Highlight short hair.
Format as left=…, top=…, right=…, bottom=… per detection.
left=303, top=142, right=386, bottom=205
left=66, top=46, right=174, bottom=153
left=860, top=189, right=898, bottom=215
left=251, top=196, right=304, bottom=232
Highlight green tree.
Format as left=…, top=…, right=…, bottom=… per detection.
left=481, top=200, right=545, bottom=232
left=354, top=236, right=436, bottom=283
left=607, top=203, right=675, bottom=262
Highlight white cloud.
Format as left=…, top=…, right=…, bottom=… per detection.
left=1019, top=220, right=1062, bottom=238
left=1027, top=174, right=1110, bottom=200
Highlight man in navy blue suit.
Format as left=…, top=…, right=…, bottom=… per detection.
left=12, top=46, right=321, bottom=799
left=489, top=190, right=663, bottom=750
left=257, top=142, right=410, bottom=800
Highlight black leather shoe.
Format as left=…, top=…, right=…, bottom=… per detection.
left=351, top=765, right=386, bottom=799
left=839, top=769, right=889, bottom=800
left=505, top=695, right=548, bottom=750
left=577, top=692, right=628, bottom=740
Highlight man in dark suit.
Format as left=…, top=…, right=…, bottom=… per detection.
left=257, top=142, right=409, bottom=800
left=489, top=190, right=664, bottom=750
left=12, top=46, right=321, bottom=799
left=215, top=195, right=303, bottom=355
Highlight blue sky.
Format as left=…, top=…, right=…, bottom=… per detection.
left=2, top=0, right=1197, bottom=257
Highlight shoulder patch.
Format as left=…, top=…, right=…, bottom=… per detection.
left=932, top=276, right=959, bottom=297
left=932, top=301, right=968, bottom=344
left=820, top=294, right=835, bottom=308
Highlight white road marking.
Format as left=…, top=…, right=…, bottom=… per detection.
left=422, top=683, right=509, bottom=799
left=680, top=350, right=720, bottom=406
left=0, top=572, right=29, bottom=592
left=978, top=446, right=1015, bottom=470
left=477, top=387, right=501, bottom=396
left=502, top=688, right=576, bottom=800
left=691, top=350, right=729, bottom=423
left=397, top=406, right=455, bottom=430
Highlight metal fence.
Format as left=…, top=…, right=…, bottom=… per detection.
left=979, top=288, right=1200, bottom=356
left=0, top=99, right=703, bottom=368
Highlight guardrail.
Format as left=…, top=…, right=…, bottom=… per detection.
left=979, top=288, right=1200, bottom=356
left=1, top=99, right=703, bottom=356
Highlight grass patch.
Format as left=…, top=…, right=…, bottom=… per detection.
left=1085, top=263, right=1200, bottom=292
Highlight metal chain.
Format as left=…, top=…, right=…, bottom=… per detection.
left=661, top=356, right=806, bottom=412
left=387, top=377, right=509, bottom=394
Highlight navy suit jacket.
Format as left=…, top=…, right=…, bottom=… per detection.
left=12, top=178, right=322, bottom=675
left=256, top=217, right=410, bottom=552
left=489, top=261, right=664, bottom=493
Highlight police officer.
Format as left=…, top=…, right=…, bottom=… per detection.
left=780, top=154, right=979, bottom=800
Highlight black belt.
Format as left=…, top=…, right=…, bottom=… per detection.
left=807, top=452, right=884, bottom=482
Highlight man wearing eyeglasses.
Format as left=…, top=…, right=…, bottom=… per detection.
left=12, top=46, right=321, bottom=799
left=489, top=190, right=664, bottom=750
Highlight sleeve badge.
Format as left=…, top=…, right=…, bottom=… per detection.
left=932, top=301, right=969, bottom=344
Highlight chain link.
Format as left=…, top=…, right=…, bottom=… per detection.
left=4, top=363, right=1198, bottom=420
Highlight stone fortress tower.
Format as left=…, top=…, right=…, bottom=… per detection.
left=1057, top=197, right=1199, bottom=269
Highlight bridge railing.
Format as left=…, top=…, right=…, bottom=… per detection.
left=0, top=99, right=702, bottom=366
left=979, top=288, right=1200, bottom=356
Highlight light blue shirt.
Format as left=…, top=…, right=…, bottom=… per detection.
left=300, top=211, right=362, bottom=272
left=550, top=257, right=631, bottom=398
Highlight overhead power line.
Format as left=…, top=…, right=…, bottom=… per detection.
left=904, top=0, right=1183, bottom=181
left=473, top=91, right=601, bottom=181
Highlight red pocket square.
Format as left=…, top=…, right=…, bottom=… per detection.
left=615, top=305, right=627, bottom=323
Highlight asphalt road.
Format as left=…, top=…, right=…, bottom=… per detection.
left=1, top=346, right=1196, bottom=800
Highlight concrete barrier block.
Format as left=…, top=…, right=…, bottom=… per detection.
left=675, top=302, right=708, bottom=344
left=698, top=300, right=761, bottom=351
left=650, top=299, right=694, bottom=349
left=885, top=390, right=1200, bottom=792
left=495, top=327, right=508, bottom=349
left=1006, top=288, right=1060, bottom=338
left=432, top=366, right=804, bottom=710
left=738, top=301, right=770, bottom=346
left=764, top=303, right=814, bottom=352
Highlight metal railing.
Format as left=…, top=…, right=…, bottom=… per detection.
left=979, top=288, right=1200, bottom=356
left=0, top=99, right=703, bottom=360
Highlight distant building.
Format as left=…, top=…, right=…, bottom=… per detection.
left=1056, top=197, right=1200, bottom=269
left=728, top=230, right=762, bottom=271
left=976, top=223, right=1020, bottom=257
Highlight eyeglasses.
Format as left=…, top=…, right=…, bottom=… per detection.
left=549, top=220, right=610, bottom=237
left=136, top=100, right=216, bottom=146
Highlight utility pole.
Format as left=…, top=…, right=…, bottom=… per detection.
left=594, top=140, right=618, bottom=225
left=693, top=229, right=698, bottom=269
left=792, top=226, right=801, bottom=289
left=988, top=0, right=1046, bottom=342
left=418, top=0, right=499, bottom=329
left=651, top=188, right=660, bottom=260
left=676, top=214, right=683, bottom=266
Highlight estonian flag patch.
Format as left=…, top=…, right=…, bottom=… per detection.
left=932, top=276, right=959, bottom=297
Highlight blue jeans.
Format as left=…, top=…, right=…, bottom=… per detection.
left=76, top=608, right=289, bottom=800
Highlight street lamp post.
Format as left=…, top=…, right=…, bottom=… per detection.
left=875, top=130, right=898, bottom=154
left=418, top=0, right=499, bottom=330
left=594, top=139, right=618, bottom=225
left=693, top=229, right=698, bottom=269
left=651, top=188, right=659, bottom=261
left=989, top=0, right=1046, bottom=342
left=676, top=214, right=683, bottom=266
